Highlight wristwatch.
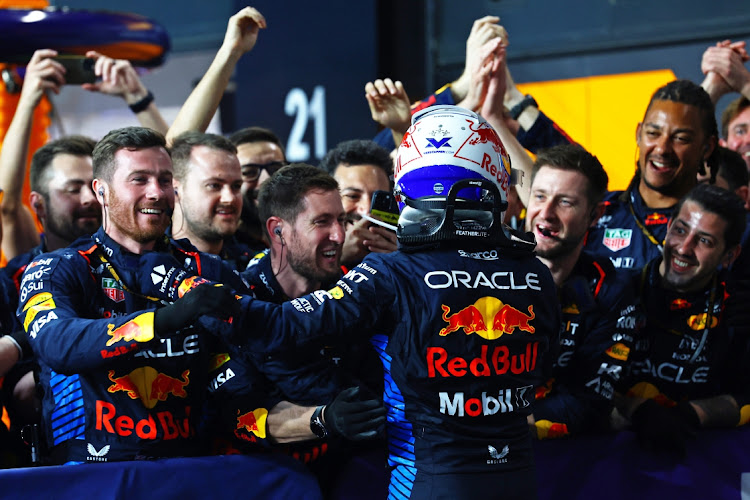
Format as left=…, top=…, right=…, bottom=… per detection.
left=310, top=405, right=328, bottom=439
left=508, top=94, right=538, bottom=120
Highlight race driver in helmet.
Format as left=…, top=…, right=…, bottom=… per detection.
left=137, top=106, right=561, bottom=500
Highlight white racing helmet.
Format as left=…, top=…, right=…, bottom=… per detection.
left=394, top=105, right=511, bottom=245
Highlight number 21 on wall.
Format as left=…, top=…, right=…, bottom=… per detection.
left=284, top=86, right=326, bottom=162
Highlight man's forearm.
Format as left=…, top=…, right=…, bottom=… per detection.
left=166, top=45, right=242, bottom=144
left=690, top=395, right=740, bottom=428
left=0, top=336, right=21, bottom=378
left=0, top=98, right=43, bottom=259
left=267, top=400, right=317, bottom=444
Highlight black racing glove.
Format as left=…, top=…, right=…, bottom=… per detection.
left=630, top=399, right=699, bottom=456
left=324, top=387, right=386, bottom=441
left=153, top=284, right=239, bottom=336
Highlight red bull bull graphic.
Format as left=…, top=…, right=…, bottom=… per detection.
left=466, top=119, right=506, bottom=156
left=670, top=298, right=692, bottom=310
left=107, top=367, right=189, bottom=409
left=106, top=313, right=154, bottom=346
left=427, top=343, right=539, bottom=378
left=644, top=213, right=668, bottom=226
left=439, top=297, right=535, bottom=339
left=535, top=378, right=555, bottom=400
left=534, top=419, right=569, bottom=439
left=177, top=275, right=211, bottom=299
left=235, top=408, right=268, bottom=441
left=95, top=400, right=192, bottom=440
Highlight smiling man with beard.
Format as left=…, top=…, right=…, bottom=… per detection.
left=0, top=135, right=101, bottom=440
left=203, top=164, right=386, bottom=498
left=14, top=127, right=239, bottom=464
left=585, top=79, right=719, bottom=272
left=614, top=183, right=750, bottom=456
left=169, top=131, right=252, bottom=271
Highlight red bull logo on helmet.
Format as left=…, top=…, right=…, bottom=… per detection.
left=106, top=313, right=154, bottom=346
left=235, top=408, right=268, bottom=440
left=439, top=297, right=535, bottom=340
left=107, top=367, right=190, bottom=409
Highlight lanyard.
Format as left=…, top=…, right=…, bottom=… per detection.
left=627, top=191, right=664, bottom=253
left=88, top=243, right=164, bottom=304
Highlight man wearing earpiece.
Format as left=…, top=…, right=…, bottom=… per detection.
left=613, top=183, right=750, bottom=456
left=207, top=163, right=386, bottom=497
left=584, top=79, right=719, bottom=271
left=137, top=106, right=561, bottom=499
left=13, top=127, right=243, bottom=464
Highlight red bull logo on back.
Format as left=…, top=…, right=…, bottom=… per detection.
left=439, top=297, right=535, bottom=340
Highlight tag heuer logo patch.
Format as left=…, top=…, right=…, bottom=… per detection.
left=602, top=229, right=632, bottom=252
left=102, top=278, right=124, bottom=303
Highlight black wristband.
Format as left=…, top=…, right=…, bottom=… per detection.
left=508, top=94, right=538, bottom=120
left=129, top=91, right=154, bottom=113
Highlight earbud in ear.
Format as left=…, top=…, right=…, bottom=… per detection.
left=274, top=227, right=282, bottom=236
left=174, top=188, right=178, bottom=196
left=98, top=188, right=104, bottom=197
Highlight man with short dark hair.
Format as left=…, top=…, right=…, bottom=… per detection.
left=16, top=126, right=236, bottom=464
left=229, top=126, right=287, bottom=199
left=616, top=183, right=750, bottom=455
left=319, top=139, right=396, bottom=268
left=585, top=80, right=719, bottom=271
left=206, top=163, right=386, bottom=497
left=169, top=131, right=251, bottom=270
left=523, top=144, right=638, bottom=438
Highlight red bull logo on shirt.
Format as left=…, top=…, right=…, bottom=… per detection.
left=427, top=343, right=539, bottom=378
left=107, top=367, right=189, bottom=409
left=235, top=408, right=268, bottom=441
left=439, top=297, right=535, bottom=340
left=95, top=400, right=193, bottom=440
left=106, top=313, right=154, bottom=346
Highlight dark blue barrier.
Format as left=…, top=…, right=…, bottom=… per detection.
left=2, top=429, right=749, bottom=499
left=535, top=427, right=750, bottom=499
left=0, top=453, right=322, bottom=500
